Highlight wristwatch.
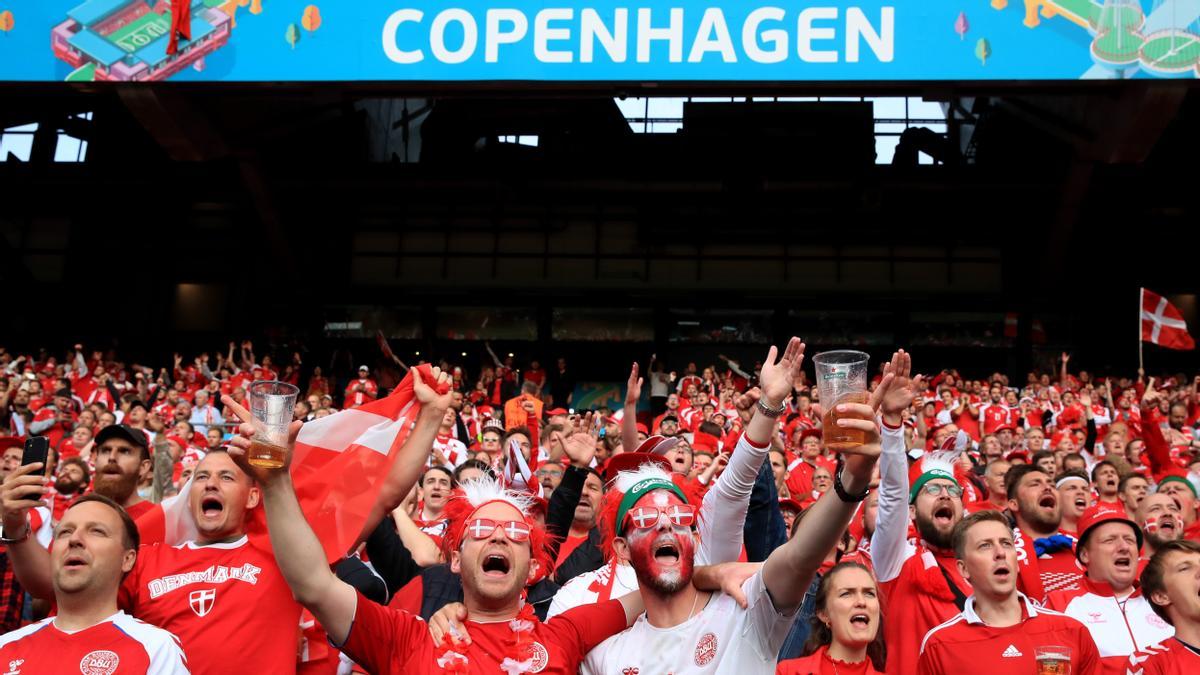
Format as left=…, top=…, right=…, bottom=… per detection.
left=0, top=522, right=30, bottom=544
left=756, top=398, right=786, bottom=419
left=832, top=456, right=870, bottom=503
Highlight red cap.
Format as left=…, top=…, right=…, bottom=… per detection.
left=545, top=408, right=568, bottom=417
left=1074, top=503, right=1142, bottom=562
left=601, top=452, right=673, bottom=482
left=0, top=437, right=23, bottom=452
left=797, top=427, right=822, bottom=444
left=778, top=498, right=804, bottom=514
left=635, top=422, right=649, bottom=435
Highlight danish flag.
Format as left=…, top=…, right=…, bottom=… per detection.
left=1141, top=288, right=1195, bottom=351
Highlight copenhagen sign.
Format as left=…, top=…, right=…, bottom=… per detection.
left=1, top=1, right=1195, bottom=83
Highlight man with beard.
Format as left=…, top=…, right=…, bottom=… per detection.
left=1055, top=472, right=1091, bottom=536
left=48, top=457, right=90, bottom=521
left=1005, top=464, right=1082, bottom=601
left=1129, top=540, right=1200, bottom=675
left=1139, top=494, right=1184, bottom=562
left=917, top=511, right=1100, bottom=675
left=1119, top=474, right=1150, bottom=520
left=0, top=495, right=190, bottom=674
left=1046, top=503, right=1174, bottom=673
left=581, top=339, right=889, bottom=674
left=87, top=425, right=154, bottom=521
left=1091, top=460, right=1121, bottom=506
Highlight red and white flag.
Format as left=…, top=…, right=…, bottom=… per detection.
left=1141, top=288, right=1195, bottom=351
left=501, top=437, right=543, bottom=499
left=139, top=365, right=444, bottom=563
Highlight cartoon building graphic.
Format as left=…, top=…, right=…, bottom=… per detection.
left=52, top=0, right=232, bottom=82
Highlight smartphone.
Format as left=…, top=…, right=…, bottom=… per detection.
left=22, top=437, right=49, bottom=472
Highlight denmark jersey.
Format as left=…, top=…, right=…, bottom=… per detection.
left=1127, top=638, right=1200, bottom=675
left=340, top=591, right=627, bottom=674
left=547, top=561, right=639, bottom=619
left=1045, top=578, right=1174, bottom=675
left=918, top=594, right=1100, bottom=675
left=0, top=611, right=190, bottom=674
left=119, top=535, right=301, bottom=675
left=582, top=571, right=797, bottom=675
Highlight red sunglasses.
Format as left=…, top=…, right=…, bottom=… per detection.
left=624, top=504, right=697, bottom=531
left=464, top=518, right=531, bottom=542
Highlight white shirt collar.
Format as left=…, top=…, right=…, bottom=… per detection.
left=962, top=591, right=1039, bottom=625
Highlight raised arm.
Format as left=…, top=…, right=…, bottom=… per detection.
left=0, top=463, right=55, bottom=599
left=868, top=351, right=922, bottom=584
left=362, top=369, right=454, bottom=540
left=698, top=339, right=805, bottom=565
left=621, top=363, right=643, bottom=457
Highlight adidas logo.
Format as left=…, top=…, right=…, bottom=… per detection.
left=1001, top=645, right=1023, bottom=658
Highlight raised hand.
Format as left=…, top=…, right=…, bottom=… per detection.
left=0, top=463, right=48, bottom=535
left=758, top=337, right=806, bottom=407
left=412, top=367, right=453, bottom=411
left=554, top=411, right=598, bottom=467
left=872, top=350, right=920, bottom=425
left=625, top=362, right=643, bottom=407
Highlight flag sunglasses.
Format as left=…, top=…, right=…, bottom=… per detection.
left=464, top=518, right=532, bottom=542
left=623, top=504, right=697, bottom=531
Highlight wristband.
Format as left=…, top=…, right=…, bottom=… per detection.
left=756, top=398, right=786, bottom=419
left=832, top=456, right=869, bottom=503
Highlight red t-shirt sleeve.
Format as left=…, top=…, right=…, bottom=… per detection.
left=545, top=599, right=628, bottom=660
left=341, top=590, right=426, bottom=675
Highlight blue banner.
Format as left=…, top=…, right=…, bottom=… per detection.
left=0, top=1, right=1197, bottom=82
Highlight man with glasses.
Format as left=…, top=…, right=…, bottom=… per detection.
left=872, top=352, right=976, bottom=675
left=536, top=463, right=564, bottom=497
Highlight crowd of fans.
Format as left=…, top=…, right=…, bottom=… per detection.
left=0, top=338, right=1198, bottom=674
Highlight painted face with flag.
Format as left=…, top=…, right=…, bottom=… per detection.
left=607, top=464, right=699, bottom=594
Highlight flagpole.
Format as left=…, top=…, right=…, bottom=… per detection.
left=1138, top=287, right=1145, bottom=374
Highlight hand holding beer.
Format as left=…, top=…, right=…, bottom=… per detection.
left=813, top=350, right=872, bottom=451
left=223, top=387, right=303, bottom=481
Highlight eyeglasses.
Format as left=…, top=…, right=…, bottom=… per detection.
left=464, top=518, right=531, bottom=542
left=922, top=483, right=964, bottom=498
left=623, top=504, right=697, bottom=531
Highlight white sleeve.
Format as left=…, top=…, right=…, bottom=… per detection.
left=740, top=569, right=800, bottom=659
left=146, top=632, right=192, bottom=675
left=696, top=434, right=766, bottom=565
left=870, top=423, right=916, bottom=583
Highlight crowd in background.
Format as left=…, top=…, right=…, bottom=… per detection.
left=0, top=337, right=1198, bottom=674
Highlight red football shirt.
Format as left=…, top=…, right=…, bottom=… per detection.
left=1134, top=638, right=1200, bottom=675
left=340, top=591, right=627, bottom=674
left=125, top=500, right=156, bottom=522
left=0, top=611, right=190, bottom=674
left=120, top=535, right=302, bottom=675
left=917, top=594, right=1100, bottom=675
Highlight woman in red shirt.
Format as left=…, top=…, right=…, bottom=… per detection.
left=776, top=562, right=885, bottom=675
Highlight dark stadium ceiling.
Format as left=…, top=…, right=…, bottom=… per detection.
left=0, top=84, right=1197, bottom=298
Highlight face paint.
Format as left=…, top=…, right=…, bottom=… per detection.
left=625, top=489, right=696, bottom=594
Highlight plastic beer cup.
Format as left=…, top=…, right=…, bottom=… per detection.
left=813, top=350, right=870, bottom=451
left=247, top=381, right=298, bottom=469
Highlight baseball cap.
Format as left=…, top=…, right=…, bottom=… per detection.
left=95, top=424, right=149, bottom=452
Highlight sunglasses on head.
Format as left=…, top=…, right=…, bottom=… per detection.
left=464, top=518, right=531, bottom=542
left=623, top=504, right=697, bottom=531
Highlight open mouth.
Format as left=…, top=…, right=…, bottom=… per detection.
left=1113, top=556, right=1132, bottom=571
left=63, top=554, right=88, bottom=570
left=993, top=565, right=1012, bottom=579
left=1038, top=494, right=1057, bottom=509
left=1073, top=497, right=1088, bottom=510
left=933, top=504, right=954, bottom=525
left=654, top=542, right=681, bottom=565
left=1160, top=519, right=1177, bottom=533
left=200, top=497, right=224, bottom=518
left=849, top=613, right=871, bottom=628
left=482, top=553, right=511, bottom=577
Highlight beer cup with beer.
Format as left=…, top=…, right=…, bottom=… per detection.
left=813, top=350, right=871, bottom=451
left=247, top=381, right=299, bottom=469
